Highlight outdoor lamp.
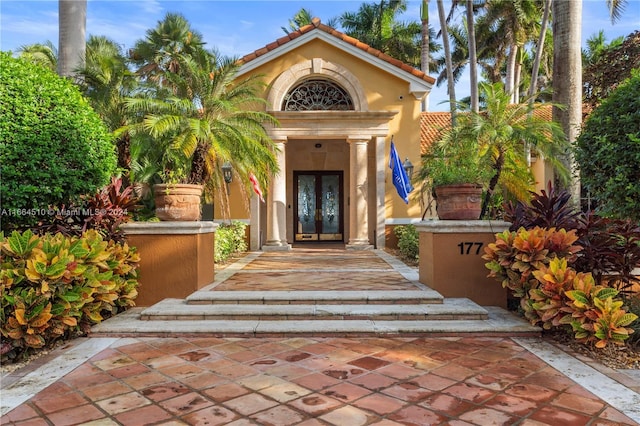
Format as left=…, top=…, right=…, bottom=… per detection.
left=222, top=161, right=233, bottom=184
left=402, top=158, right=414, bottom=179
left=222, top=161, right=233, bottom=194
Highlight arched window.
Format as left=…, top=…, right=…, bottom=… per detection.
left=282, top=79, right=354, bottom=111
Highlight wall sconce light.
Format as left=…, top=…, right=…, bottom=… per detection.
left=402, top=157, right=414, bottom=179
left=222, top=161, right=233, bottom=194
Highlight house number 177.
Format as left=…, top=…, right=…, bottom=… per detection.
left=457, top=242, right=484, bottom=255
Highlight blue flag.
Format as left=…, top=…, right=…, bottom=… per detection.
left=389, top=141, right=413, bottom=204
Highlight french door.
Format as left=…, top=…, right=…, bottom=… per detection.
left=294, top=171, right=344, bottom=242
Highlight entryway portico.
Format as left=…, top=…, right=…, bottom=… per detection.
left=253, top=110, right=397, bottom=251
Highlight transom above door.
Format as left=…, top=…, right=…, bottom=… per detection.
left=294, top=171, right=344, bottom=242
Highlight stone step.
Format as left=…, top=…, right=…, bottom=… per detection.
left=91, top=307, right=541, bottom=337
left=185, top=290, right=443, bottom=305
left=140, top=298, right=487, bottom=321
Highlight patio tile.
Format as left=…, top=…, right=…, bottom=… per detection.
left=140, top=383, right=190, bottom=402
left=409, top=372, right=457, bottom=391
left=223, top=393, right=279, bottom=416
left=388, top=404, right=448, bottom=425
left=81, top=380, right=132, bottom=400
left=203, top=383, right=250, bottom=402
left=292, top=372, right=342, bottom=391
left=32, top=391, right=88, bottom=414
left=259, top=382, right=312, bottom=402
left=44, top=404, right=106, bottom=426
left=348, top=372, right=397, bottom=391
left=376, top=363, right=424, bottom=380
left=444, top=383, right=496, bottom=404
left=352, top=393, right=405, bottom=415
left=505, top=383, right=558, bottom=403
left=348, top=356, right=391, bottom=371
left=159, top=392, right=213, bottom=416
left=382, top=381, right=434, bottom=402
left=182, top=405, right=239, bottom=425
left=113, top=403, right=173, bottom=425
left=527, top=405, right=593, bottom=425
left=319, top=405, right=379, bottom=425
left=458, top=407, right=518, bottom=425
left=250, top=405, right=307, bottom=425
left=550, top=391, right=606, bottom=415
left=420, top=392, right=477, bottom=416
left=322, top=382, right=371, bottom=402
left=96, top=391, right=151, bottom=415
left=288, top=393, right=344, bottom=416
left=123, top=371, right=168, bottom=390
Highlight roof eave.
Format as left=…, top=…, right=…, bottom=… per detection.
left=237, top=29, right=433, bottom=97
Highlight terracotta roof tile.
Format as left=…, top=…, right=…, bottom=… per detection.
left=239, top=18, right=435, bottom=85
left=420, top=112, right=452, bottom=155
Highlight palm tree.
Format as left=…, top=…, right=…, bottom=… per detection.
left=582, top=30, right=624, bottom=66
left=465, top=0, right=479, bottom=112
left=551, top=0, right=582, bottom=198
left=16, top=41, right=58, bottom=71
left=58, top=0, right=86, bottom=79
left=129, top=12, right=206, bottom=89
left=528, top=0, right=551, bottom=99
left=437, top=0, right=456, bottom=124
left=552, top=0, right=626, bottom=198
left=121, top=50, right=280, bottom=213
left=421, top=0, right=430, bottom=74
left=77, top=35, right=138, bottom=181
left=339, top=0, right=423, bottom=68
left=282, top=8, right=339, bottom=33
left=442, top=82, right=569, bottom=218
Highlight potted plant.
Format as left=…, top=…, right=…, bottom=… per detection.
left=125, top=132, right=204, bottom=222
left=153, top=166, right=204, bottom=222
left=419, top=132, right=490, bottom=220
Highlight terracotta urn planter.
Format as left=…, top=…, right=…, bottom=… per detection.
left=153, top=183, right=203, bottom=221
left=434, top=184, right=483, bottom=220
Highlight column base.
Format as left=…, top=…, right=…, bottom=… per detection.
left=346, top=243, right=374, bottom=250
left=262, top=243, right=292, bottom=252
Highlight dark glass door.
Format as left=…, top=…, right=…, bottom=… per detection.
left=294, top=171, right=343, bottom=242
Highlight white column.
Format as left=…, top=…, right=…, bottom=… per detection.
left=249, top=193, right=261, bottom=251
left=347, top=137, right=373, bottom=249
left=375, top=136, right=386, bottom=249
left=264, top=139, right=291, bottom=251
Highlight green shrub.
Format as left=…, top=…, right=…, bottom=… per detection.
left=0, top=52, right=117, bottom=231
left=214, top=221, right=248, bottom=263
left=393, top=224, right=419, bottom=262
left=575, top=71, right=640, bottom=222
left=483, top=228, right=638, bottom=348
left=0, top=230, right=139, bottom=359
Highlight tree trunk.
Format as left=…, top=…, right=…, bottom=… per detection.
left=437, top=0, right=456, bottom=125
left=421, top=0, right=430, bottom=111
left=552, top=0, right=582, bottom=200
left=466, top=0, right=479, bottom=113
left=529, top=0, right=551, bottom=98
left=480, top=148, right=505, bottom=219
left=58, top=0, right=86, bottom=79
left=505, top=44, right=517, bottom=100
left=526, top=0, right=551, bottom=166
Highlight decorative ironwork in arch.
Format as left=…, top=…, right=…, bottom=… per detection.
left=282, top=79, right=354, bottom=111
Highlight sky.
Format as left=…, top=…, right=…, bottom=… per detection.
left=1, top=0, right=638, bottom=111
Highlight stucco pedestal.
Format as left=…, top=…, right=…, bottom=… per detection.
left=416, top=220, right=510, bottom=307
left=122, top=221, right=217, bottom=306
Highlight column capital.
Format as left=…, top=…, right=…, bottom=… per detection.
left=268, top=135, right=288, bottom=144
left=346, top=136, right=371, bottom=144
